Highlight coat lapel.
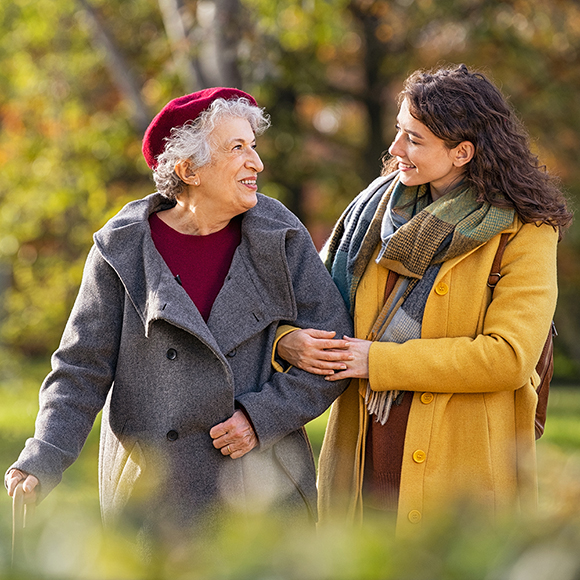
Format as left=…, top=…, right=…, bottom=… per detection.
left=94, top=194, right=224, bottom=355
left=207, top=205, right=296, bottom=355
left=95, top=192, right=297, bottom=359
left=146, top=262, right=221, bottom=349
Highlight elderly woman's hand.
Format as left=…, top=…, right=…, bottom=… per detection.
left=278, top=329, right=353, bottom=375
left=5, top=469, right=39, bottom=503
left=210, top=410, right=258, bottom=459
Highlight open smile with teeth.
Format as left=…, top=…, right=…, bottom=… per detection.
left=240, top=178, right=257, bottom=185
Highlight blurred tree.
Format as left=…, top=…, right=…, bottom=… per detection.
left=0, top=0, right=160, bottom=353
left=0, top=0, right=579, bottom=378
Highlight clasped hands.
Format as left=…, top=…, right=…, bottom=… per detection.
left=277, top=328, right=370, bottom=381
left=212, top=330, right=368, bottom=463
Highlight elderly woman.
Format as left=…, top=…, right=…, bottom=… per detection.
left=5, top=88, right=352, bottom=539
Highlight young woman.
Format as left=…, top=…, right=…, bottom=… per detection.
left=276, top=64, right=572, bottom=534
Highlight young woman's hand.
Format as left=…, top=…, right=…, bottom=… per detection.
left=324, top=336, right=371, bottom=382
left=277, top=329, right=353, bottom=375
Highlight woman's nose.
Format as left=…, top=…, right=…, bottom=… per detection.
left=248, top=148, right=264, bottom=173
left=388, top=133, right=403, bottom=157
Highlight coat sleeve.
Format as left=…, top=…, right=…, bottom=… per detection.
left=7, top=246, right=124, bottom=501
left=367, top=222, right=559, bottom=393
left=235, top=224, right=354, bottom=450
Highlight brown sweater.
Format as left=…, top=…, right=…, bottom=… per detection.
left=362, top=391, right=412, bottom=511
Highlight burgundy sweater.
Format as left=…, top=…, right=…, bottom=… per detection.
left=149, top=212, right=242, bottom=321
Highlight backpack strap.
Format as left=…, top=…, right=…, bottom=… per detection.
left=487, top=231, right=556, bottom=440
left=488, top=233, right=511, bottom=292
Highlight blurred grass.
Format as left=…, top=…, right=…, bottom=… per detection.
left=305, top=408, right=329, bottom=463
left=1, top=360, right=580, bottom=579
left=538, top=387, right=580, bottom=450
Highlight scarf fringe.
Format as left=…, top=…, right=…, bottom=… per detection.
left=365, top=385, right=399, bottom=425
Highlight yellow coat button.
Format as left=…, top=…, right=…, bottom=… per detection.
left=420, top=392, right=434, bottom=404
left=435, top=282, right=449, bottom=295
left=408, top=510, right=422, bottom=524
left=412, top=449, right=427, bottom=463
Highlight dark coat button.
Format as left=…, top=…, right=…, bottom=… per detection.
left=166, top=348, right=177, bottom=360
left=226, top=348, right=237, bottom=358
left=166, top=430, right=178, bottom=441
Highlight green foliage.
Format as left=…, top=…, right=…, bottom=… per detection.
left=0, top=0, right=155, bottom=353
left=1, top=384, right=580, bottom=578
left=1, top=511, right=576, bottom=578
left=2, top=7, right=580, bottom=575
left=540, top=387, right=580, bottom=451
left=1, top=356, right=580, bottom=578
left=1, top=0, right=579, bottom=368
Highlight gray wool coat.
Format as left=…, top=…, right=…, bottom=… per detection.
left=10, top=192, right=353, bottom=530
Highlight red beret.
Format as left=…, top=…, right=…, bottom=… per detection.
left=142, top=87, right=258, bottom=169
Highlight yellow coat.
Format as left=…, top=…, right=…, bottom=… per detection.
left=317, top=219, right=558, bottom=535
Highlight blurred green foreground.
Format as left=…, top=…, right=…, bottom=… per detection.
left=1, top=359, right=580, bottom=579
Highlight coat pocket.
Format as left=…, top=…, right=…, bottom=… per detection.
left=103, top=440, right=146, bottom=526
left=272, top=429, right=318, bottom=522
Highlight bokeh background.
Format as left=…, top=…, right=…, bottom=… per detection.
left=1, top=0, right=580, bottom=578
left=1, top=0, right=579, bottom=376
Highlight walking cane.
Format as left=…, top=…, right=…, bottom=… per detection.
left=11, top=480, right=32, bottom=568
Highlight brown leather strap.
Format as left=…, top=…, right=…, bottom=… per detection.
left=534, top=321, right=557, bottom=439
left=488, top=231, right=556, bottom=440
left=488, top=233, right=510, bottom=291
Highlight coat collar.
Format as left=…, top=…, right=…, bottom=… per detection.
left=93, top=193, right=297, bottom=354
left=436, top=216, right=520, bottom=280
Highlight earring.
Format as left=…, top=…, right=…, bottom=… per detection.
left=193, top=178, right=200, bottom=186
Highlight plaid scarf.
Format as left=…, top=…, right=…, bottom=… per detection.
left=325, top=172, right=515, bottom=423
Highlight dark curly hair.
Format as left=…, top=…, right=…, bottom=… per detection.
left=383, top=64, right=572, bottom=230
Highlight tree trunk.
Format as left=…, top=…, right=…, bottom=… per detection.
left=157, top=0, right=202, bottom=92
left=349, top=1, right=389, bottom=182
left=77, top=0, right=151, bottom=132
left=214, top=0, right=243, bottom=87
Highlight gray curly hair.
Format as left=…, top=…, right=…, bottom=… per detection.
left=153, top=97, right=270, bottom=200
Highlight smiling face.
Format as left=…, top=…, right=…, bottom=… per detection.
left=195, top=116, right=264, bottom=218
left=388, top=99, right=473, bottom=200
